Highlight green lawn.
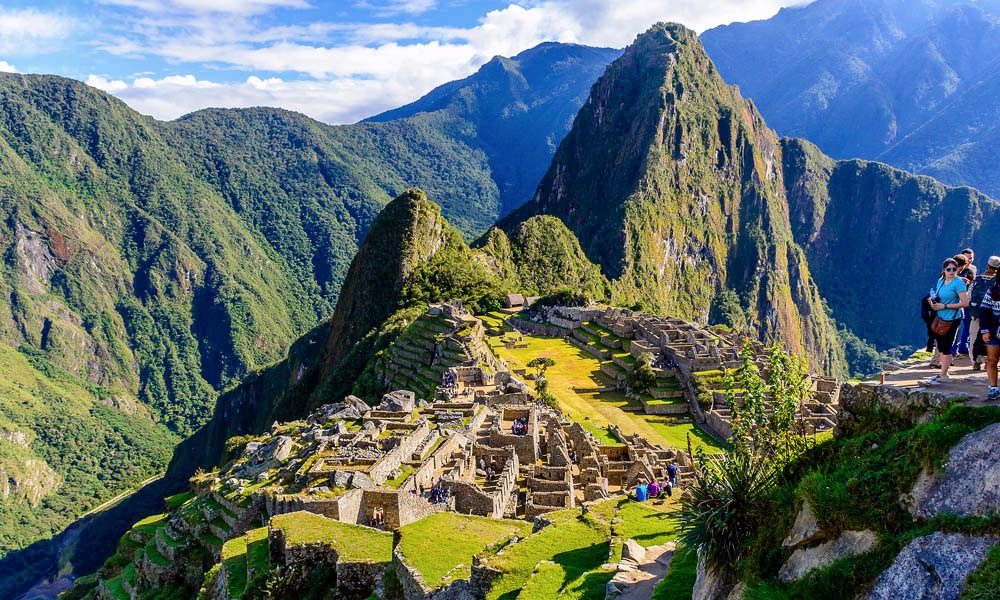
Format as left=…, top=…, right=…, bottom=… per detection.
left=489, top=334, right=726, bottom=453
left=483, top=505, right=614, bottom=600
left=398, top=513, right=531, bottom=589
left=518, top=561, right=614, bottom=600
left=269, top=511, right=393, bottom=563
left=384, top=465, right=416, bottom=489
left=614, top=497, right=681, bottom=553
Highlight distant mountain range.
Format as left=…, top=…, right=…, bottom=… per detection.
left=702, top=0, right=1000, bottom=198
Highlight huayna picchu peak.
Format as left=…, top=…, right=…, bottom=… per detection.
left=503, top=23, right=846, bottom=376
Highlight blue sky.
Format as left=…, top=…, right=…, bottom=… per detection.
left=0, top=0, right=812, bottom=123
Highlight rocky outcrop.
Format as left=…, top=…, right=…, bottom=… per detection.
left=778, top=530, right=877, bottom=583
left=781, top=501, right=824, bottom=548
left=692, top=554, right=742, bottom=600
left=904, top=422, right=1000, bottom=519
left=865, top=532, right=996, bottom=600
left=836, top=382, right=953, bottom=437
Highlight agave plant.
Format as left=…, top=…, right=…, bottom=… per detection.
left=677, top=451, right=776, bottom=569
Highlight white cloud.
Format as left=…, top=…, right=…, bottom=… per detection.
left=93, top=73, right=423, bottom=124
left=86, top=74, right=128, bottom=91
left=89, top=0, right=815, bottom=124
left=96, top=0, right=311, bottom=15
left=357, top=0, right=438, bottom=16
left=0, top=61, right=17, bottom=73
left=0, top=8, right=74, bottom=54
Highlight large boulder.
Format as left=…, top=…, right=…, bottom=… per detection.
left=905, top=422, right=1000, bottom=519
left=866, top=532, right=996, bottom=600
left=380, top=390, right=416, bottom=412
left=778, top=530, right=877, bottom=583
left=235, top=435, right=294, bottom=479
left=621, top=539, right=646, bottom=564
left=344, top=395, right=371, bottom=414
left=782, top=501, right=824, bottom=548
left=692, top=554, right=742, bottom=600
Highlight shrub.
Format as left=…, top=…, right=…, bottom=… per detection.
left=678, top=452, right=776, bottom=569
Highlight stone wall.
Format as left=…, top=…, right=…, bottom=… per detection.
left=407, top=434, right=466, bottom=493
left=369, top=420, right=430, bottom=484
left=490, top=407, right=538, bottom=463
left=454, top=445, right=519, bottom=518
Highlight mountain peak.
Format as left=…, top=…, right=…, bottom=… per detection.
left=505, top=21, right=845, bottom=374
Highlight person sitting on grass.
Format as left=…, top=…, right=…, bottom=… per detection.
left=634, top=481, right=648, bottom=502
left=647, top=480, right=660, bottom=498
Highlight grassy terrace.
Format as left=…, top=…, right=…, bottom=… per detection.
left=246, top=527, right=270, bottom=574
left=398, top=513, right=532, bottom=589
left=132, top=513, right=167, bottom=535
left=270, top=511, right=393, bottom=562
left=482, top=503, right=614, bottom=600
left=488, top=332, right=725, bottom=452
left=222, top=536, right=249, bottom=597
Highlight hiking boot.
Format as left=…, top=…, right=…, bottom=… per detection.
left=973, top=360, right=983, bottom=371
left=988, top=388, right=1000, bottom=401
left=925, top=374, right=951, bottom=385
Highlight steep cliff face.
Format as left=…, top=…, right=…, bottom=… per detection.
left=783, top=137, right=1000, bottom=350
left=506, top=23, right=846, bottom=374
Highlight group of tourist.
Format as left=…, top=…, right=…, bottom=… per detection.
left=632, top=463, right=679, bottom=502
left=418, top=477, right=453, bottom=504
left=633, top=479, right=671, bottom=501
left=510, top=416, right=529, bottom=436
left=924, top=249, right=1000, bottom=399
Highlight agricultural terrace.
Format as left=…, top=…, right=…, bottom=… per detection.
left=483, top=316, right=725, bottom=453
left=397, top=513, right=532, bottom=589
left=482, top=495, right=682, bottom=600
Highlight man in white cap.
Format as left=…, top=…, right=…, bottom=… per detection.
left=968, top=255, right=1000, bottom=370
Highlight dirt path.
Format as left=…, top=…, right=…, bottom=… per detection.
left=883, top=354, right=993, bottom=404
left=613, top=542, right=676, bottom=600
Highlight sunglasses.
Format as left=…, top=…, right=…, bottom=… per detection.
left=945, top=267, right=958, bottom=272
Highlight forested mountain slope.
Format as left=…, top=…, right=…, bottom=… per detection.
left=701, top=0, right=1000, bottom=198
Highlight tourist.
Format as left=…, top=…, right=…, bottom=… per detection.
left=926, top=257, right=970, bottom=385
left=647, top=480, right=660, bottom=498
left=968, top=256, right=1000, bottom=370
left=979, top=282, right=1000, bottom=400
left=953, top=251, right=977, bottom=356
left=666, top=462, right=678, bottom=488
left=634, top=481, right=648, bottom=502
left=664, top=481, right=672, bottom=497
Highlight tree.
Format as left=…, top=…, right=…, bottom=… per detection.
left=726, top=339, right=812, bottom=468
left=627, top=353, right=656, bottom=394
left=680, top=340, right=815, bottom=576
left=527, top=357, right=555, bottom=379
left=527, top=357, right=557, bottom=407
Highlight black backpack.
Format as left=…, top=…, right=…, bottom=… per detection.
left=970, top=275, right=996, bottom=318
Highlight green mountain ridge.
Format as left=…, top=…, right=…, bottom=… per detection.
left=502, top=23, right=846, bottom=375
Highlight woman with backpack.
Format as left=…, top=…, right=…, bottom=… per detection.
left=979, top=281, right=1000, bottom=400
left=926, top=257, right=970, bottom=385
left=968, top=256, right=1000, bottom=371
